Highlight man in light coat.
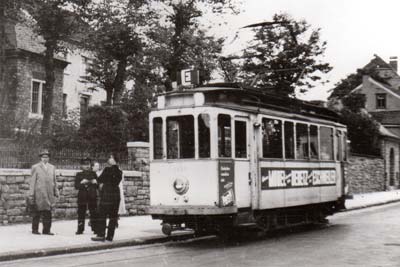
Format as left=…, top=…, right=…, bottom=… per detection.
left=28, top=149, right=59, bottom=235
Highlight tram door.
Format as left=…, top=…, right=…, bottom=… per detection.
left=233, top=118, right=252, bottom=208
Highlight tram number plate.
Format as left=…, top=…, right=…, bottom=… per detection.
left=261, top=168, right=336, bottom=190
left=218, top=159, right=235, bottom=206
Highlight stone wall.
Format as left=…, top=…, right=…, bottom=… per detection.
left=0, top=168, right=149, bottom=225
left=380, top=138, right=400, bottom=190
left=346, top=154, right=385, bottom=194
left=0, top=142, right=151, bottom=225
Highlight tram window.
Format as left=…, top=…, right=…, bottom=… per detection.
left=167, top=115, right=194, bottom=159
left=296, top=123, right=309, bottom=159
left=235, top=121, right=247, bottom=158
left=343, top=132, right=348, bottom=161
left=320, top=126, right=334, bottom=160
left=153, top=117, right=163, bottom=159
left=284, top=121, right=295, bottom=159
left=336, top=130, right=342, bottom=161
left=198, top=114, right=210, bottom=158
left=262, top=118, right=282, bottom=158
left=310, top=125, right=319, bottom=159
left=218, top=114, right=232, bottom=157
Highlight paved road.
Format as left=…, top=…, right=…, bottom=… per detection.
left=2, top=202, right=400, bottom=267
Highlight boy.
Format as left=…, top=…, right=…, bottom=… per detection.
left=75, top=157, right=98, bottom=234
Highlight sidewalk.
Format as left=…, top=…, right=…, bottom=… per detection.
left=0, top=216, right=192, bottom=262
left=345, top=189, right=400, bottom=210
left=1, top=190, right=400, bottom=262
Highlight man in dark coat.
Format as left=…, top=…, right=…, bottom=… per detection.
left=75, top=157, right=98, bottom=234
left=92, top=155, right=122, bottom=242
left=28, top=149, right=59, bottom=235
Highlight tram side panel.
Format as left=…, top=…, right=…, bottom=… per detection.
left=258, top=162, right=341, bottom=210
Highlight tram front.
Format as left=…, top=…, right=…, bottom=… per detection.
left=148, top=91, right=250, bottom=235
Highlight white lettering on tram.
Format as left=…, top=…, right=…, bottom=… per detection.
left=261, top=168, right=337, bottom=190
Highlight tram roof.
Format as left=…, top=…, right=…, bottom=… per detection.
left=160, top=83, right=342, bottom=123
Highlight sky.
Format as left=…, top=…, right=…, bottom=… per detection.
left=209, top=0, right=400, bottom=101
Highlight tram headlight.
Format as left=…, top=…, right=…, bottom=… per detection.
left=173, top=178, right=189, bottom=195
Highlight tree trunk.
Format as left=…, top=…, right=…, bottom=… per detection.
left=112, top=58, right=127, bottom=105
left=105, top=84, right=113, bottom=106
left=0, top=3, right=11, bottom=137
left=0, top=3, right=6, bottom=109
left=41, top=41, right=56, bottom=137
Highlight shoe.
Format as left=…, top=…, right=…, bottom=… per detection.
left=43, top=232, right=55, bottom=235
left=91, top=236, right=105, bottom=242
left=32, top=231, right=41, bottom=235
left=76, top=231, right=84, bottom=235
left=106, top=237, right=113, bottom=242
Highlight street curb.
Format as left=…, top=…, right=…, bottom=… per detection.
left=343, top=198, right=400, bottom=212
left=0, top=232, right=195, bottom=262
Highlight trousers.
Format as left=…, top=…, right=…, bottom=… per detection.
left=32, top=210, right=52, bottom=233
left=97, top=200, right=120, bottom=240
left=77, top=200, right=98, bottom=233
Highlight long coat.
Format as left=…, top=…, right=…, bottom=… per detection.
left=29, top=162, right=59, bottom=211
left=98, top=165, right=122, bottom=205
left=75, top=170, right=98, bottom=204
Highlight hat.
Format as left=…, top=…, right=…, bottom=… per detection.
left=39, top=149, right=50, bottom=157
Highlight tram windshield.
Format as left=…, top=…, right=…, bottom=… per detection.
left=167, top=115, right=195, bottom=159
left=198, top=114, right=211, bottom=158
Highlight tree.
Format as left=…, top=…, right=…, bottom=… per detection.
left=23, top=0, right=89, bottom=136
left=78, top=105, right=128, bottom=153
left=81, top=0, right=151, bottom=106
left=340, top=109, right=381, bottom=156
left=121, top=85, right=152, bottom=142
left=333, top=83, right=381, bottom=156
left=153, top=0, right=240, bottom=90
left=239, top=13, right=332, bottom=97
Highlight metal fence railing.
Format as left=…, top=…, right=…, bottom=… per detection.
left=0, top=145, right=136, bottom=170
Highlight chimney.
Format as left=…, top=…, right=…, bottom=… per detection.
left=389, top=56, right=398, bottom=72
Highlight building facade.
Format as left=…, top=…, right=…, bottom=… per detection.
left=1, top=20, right=105, bottom=136
left=348, top=55, right=400, bottom=189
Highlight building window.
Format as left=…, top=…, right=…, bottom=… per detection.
left=80, top=95, right=90, bottom=119
left=62, top=94, right=67, bottom=118
left=376, top=94, right=386, bottom=109
left=82, top=56, right=90, bottom=76
left=31, top=80, right=44, bottom=115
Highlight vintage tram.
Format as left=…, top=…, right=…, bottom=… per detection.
left=148, top=84, right=347, bottom=236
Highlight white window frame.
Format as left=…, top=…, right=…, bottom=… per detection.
left=29, top=79, right=45, bottom=118
left=376, top=93, right=386, bottom=109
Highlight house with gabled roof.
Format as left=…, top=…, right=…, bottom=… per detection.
left=348, top=55, right=400, bottom=189
left=351, top=55, right=400, bottom=137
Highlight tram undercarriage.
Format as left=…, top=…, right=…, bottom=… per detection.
left=152, top=199, right=345, bottom=236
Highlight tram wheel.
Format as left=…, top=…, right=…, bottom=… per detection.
left=161, top=223, right=172, bottom=236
